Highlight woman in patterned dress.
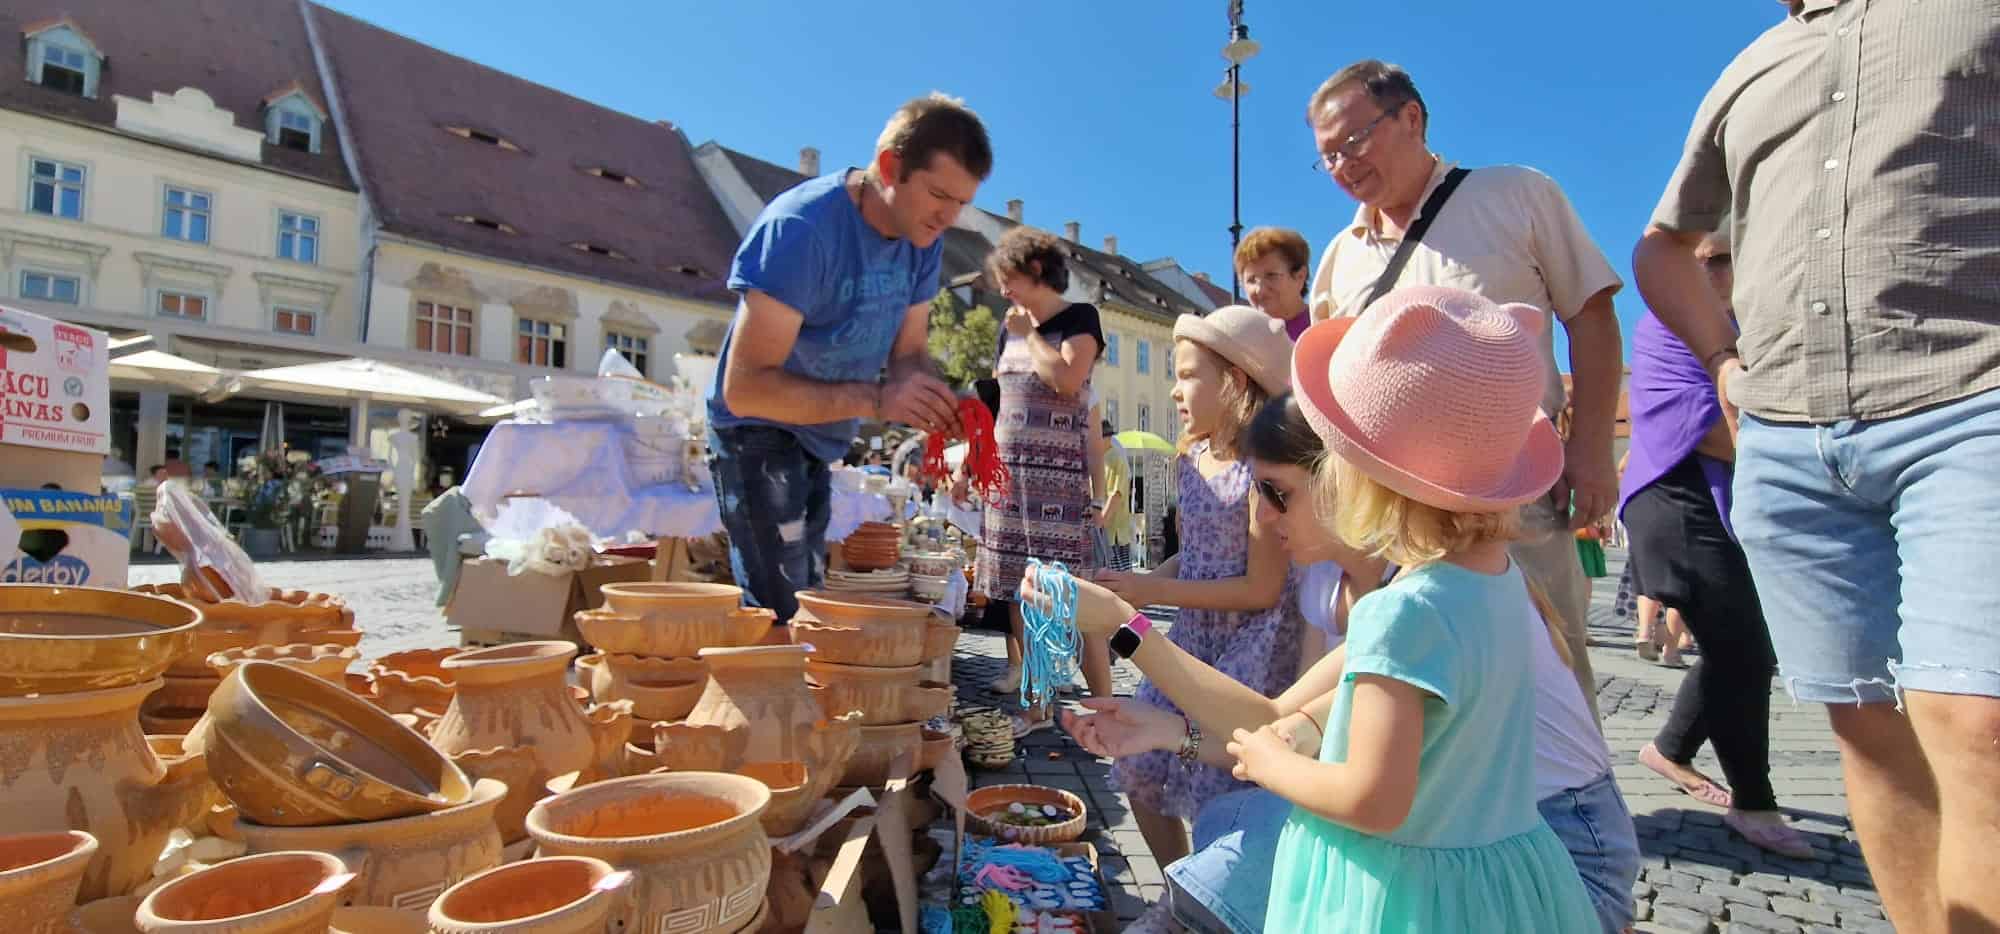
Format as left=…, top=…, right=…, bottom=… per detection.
left=972, top=227, right=1111, bottom=734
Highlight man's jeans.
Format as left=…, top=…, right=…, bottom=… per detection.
left=708, top=425, right=830, bottom=623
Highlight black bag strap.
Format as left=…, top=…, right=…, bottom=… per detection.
left=1360, top=167, right=1471, bottom=310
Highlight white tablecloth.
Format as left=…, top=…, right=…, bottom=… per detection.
left=464, top=421, right=890, bottom=541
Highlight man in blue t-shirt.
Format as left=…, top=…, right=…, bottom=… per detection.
left=708, top=93, right=992, bottom=621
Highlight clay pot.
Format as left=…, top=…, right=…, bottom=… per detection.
left=146, top=736, right=226, bottom=836
left=786, top=618, right=926, bottom=667
left=0, top=680, right=211, bottom=901
left=343, top=672, right=377, bottom=701
left=169, top=629, right=261, bottom=680
left=578, top=654, right=705, bottom=723
left=595, top=582, right=741, bottom=621
left=449, top=748, right=540, bottom=844
left=203, top=662, right=472, bottom=827
left=805, top=660, right=953, bottom=726
left=730, top=761, right=817, bottom=838
left=134, top=850, right=352, bottom=934
left=428, top=856, right=631, bottom=934
left=526, top=773, right=771, bottom=934
left=0, top=585, right=203, bottom=696
left=791, top=591, right=933, bottom=627
left=207, top=645, right=358, bottom=683
left=367, top=649, right=458, bottom=716
left=965, top=784, right=1088, bottom=845
left=574, top=607, right=773, bottom=659
left=0, top=830, right=97, bottom=933
left=69, top=895, right=143, bottom=934
left=129, top=586, right=358, bottom=640
left=621, top=742, right=660, bottom=777
left=838, top=722, right=923, bottom=786
left=236, top=779, right=507, bottom=912
left=918, top=727, right=958, bottom=772
left=682, top=645, right=850, bottom=761
left=922, top=622, right=960, bottom=662
left=427, top=643, right=632, bottom=842
left=327, top=907, right=428, bottom=933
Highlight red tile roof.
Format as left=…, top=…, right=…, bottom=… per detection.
left=1192, top=275, right=1233, bottom=309
left=305, top=5, right=741, bottom=306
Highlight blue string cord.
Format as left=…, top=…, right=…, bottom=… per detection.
left=1017, top=559, right=1080, bottom=710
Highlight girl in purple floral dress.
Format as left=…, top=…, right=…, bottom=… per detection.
left=1094, top=306, right=1303, bottom=867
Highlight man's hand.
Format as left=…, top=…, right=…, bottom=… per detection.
left=878, top=369, right=960, bottom=436
left=1558, top=428, right=1618, bottom=529
left=1715, top=356, right=1743, bottom=447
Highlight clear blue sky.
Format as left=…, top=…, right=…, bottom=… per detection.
left=318, top=0, right=1784, bottom=367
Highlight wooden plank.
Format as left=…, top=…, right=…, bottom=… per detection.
left=802, top=814, right=877, bottom=934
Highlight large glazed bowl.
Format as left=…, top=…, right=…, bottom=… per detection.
left=204, top=661, right=472, bottom=826
left=574, top=606, right=772, bottom=658
left=0, top=585, right=202, bottom=696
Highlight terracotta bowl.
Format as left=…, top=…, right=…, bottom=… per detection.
left=922, top=622, right=961, bottom=661
left=329, top=906, right=430, bottom=933
left=235, top=779, right=506, bottom=911
left=368, top=648, right=459, bottom=715
left=722, top=760, right=817, bottom=838
left=917, top=727, right=958, bottom=773
left=788, top=618, right=927, bottom=668
left=579, top=654, right=706, bottom=722
left=0, top=830, right=97, bottom=933
left=428, top=856, right=629, bottom=934
left=68, top=894, right=143, bottom=934
left=166, top=626, right=262, bottom=679
left=965, top=784, right=1088, bottom=845
left=792, top=591, right=933, bottom=627
left=0, top=585, right=203, bottom=696
left=140, top=674, right=220, bottom=735
left=595, top=582, right=741, bottom=622
left=574, top=606, right=773, bottom=658
left=135, top=850, right=352, bottom=933
left=805, top=661, right=952, bottom=726
left=204, top=660, right=473, bottom=826
left=130, top=585, right=357, bottom=634
left=207, top=643, right=358, bottom=683
left=837, top=722, right=923, bottom=786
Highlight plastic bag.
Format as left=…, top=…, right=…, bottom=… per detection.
left=150, top=479, right=269, bottom=604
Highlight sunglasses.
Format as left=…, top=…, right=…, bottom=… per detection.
left=1255, top=478, right=1289, bottom=514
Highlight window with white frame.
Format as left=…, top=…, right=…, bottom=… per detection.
left=28, top=158, right=85, bottom=220
left=1105, top=332, right=1120, bottom=366
left=157, top=291, right=207, bottom=321
left=273, top=307, right=317, bottom=336
left=277, top=212, right=319, bottom=263
left=517, top=318, right=568, bottom=368
left=266, top=100, right=322, bottom=153
left=1138, top=403, right=1151, bottom=433
left=19, top=271, right=79, bottom=304
left=1136, top=339, right=1151, bottom=375
left=162, top=187, right=212, bottom=243
left=415, top=301, right=475, bottom=356
left=27, top=27, right=100, bottom=98
left=1106, top=398, right=1119, bottom=431
left=605, top=331, right=649, bottom=377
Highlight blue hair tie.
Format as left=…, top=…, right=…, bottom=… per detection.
left=1017, top=559, right=1081, bottom=709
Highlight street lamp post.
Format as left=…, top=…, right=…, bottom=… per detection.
left=1216, top=5, right=1260, bottom=302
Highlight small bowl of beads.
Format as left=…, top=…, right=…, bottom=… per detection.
left=966, top=784, right=1087, bottom=844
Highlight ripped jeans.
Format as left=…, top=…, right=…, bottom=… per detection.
left=1733, top=387, right=2000, bottom=705
left=708, top=425, right=830, bottom=623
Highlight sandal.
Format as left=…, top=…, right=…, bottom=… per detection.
left=1010, top=712, right=1053, bottom=739
left=1725, top=810, right=1817, bottom=860
left=1634, top=620, right=1662, bottom=662
left=987, top=669, right=1020, bottom=694
left=1639, top=743, right=1734, bottom=808
left=1659, top=643, right=1688, bottom=669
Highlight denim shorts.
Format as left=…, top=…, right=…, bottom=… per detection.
left=1163, top=775, right=1638, bottom=934
left=1733, top=388, right=2000, bottom=704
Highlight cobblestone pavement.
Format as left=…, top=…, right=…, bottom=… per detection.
left=138, top=550, right=1888, bottom=932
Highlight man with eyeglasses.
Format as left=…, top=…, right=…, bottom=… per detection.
left=1303, top=58, right=1625, bottom=721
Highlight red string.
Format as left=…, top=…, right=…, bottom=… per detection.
left=921, top=399, right=1012, bottom=507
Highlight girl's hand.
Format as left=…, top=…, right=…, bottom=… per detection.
left=1090, top=569, right=1156, bottom=608
left=1020, top=569, right=1133, bottom=638
left=1004, top=306, right=1036, bottom=338
left=1059, top=698, right=1186, bottom=758
left=1227, top=723, right=1302, bottom=785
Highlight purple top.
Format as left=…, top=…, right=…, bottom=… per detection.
left=1617, top=312, right=1736, bottom=538
left=1283, top=310, right=1311, bottom=342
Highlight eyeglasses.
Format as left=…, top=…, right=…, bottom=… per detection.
left=1310, top=106, right=1400, bottom=174
left=1255, top=477, right=1289, bottom=514
left=1241, top=269, right=1301, bottom=288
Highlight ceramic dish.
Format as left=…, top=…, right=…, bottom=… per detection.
left=0, top=585, right=202, bottom=696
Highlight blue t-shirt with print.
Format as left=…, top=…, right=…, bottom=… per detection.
left=709, top=171, right=942, bottom=463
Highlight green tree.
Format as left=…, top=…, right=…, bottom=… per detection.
left=926, top=290, right=999, bottom=391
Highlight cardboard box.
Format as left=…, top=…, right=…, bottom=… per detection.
left=1, top=488, right=132, bottom=587
left=0, top=444, right=103, bottom=492
left=0, top=304, right=109, bottom=455
left=445, top=555, right=650, bottom=640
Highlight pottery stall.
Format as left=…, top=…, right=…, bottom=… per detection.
left=574, top=582, right=761, bottom=744
left=131, top=585, right=362, bottom=737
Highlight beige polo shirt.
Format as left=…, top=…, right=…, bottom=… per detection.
left=1308, top=158, right=1623, bottom=421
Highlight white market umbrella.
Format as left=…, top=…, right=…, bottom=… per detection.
left=107, top=349, right=226, bottom=395
left=238, top=358, right=504, bottom=415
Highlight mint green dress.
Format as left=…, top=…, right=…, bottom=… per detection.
left=1264, top=562, right=1600, bottom=932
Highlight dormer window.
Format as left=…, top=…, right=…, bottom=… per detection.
left=569, top=242, right=629, bottom=261
left=444, top=126, right=522, bottom=152
left=453, top=215, right=516, bottom=234
left=585, top=166, right=641, bottom=188
left=261, top=89, right=326, bottom=154
left=25, top=23, right=103, bottom=99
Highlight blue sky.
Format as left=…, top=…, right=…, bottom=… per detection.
left=318, top=1, right=1784, bottom=366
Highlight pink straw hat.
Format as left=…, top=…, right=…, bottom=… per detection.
left=1290, top=285, right=1563, bottom=513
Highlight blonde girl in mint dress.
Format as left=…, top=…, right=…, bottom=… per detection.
left=1224, top=287, right=1598, bottom=931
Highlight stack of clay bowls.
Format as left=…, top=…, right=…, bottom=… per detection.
left=200, top=660, right=505, bottom=914
left=575, top=583, right=769, bottom=741
left=791, top=591, right=955, bottom=789
left=130, top=584, right=362, bottom=736
left=365, top=647, right=460, bottom=728
left=0, top=584, right=215, bottom=915
left=839, top=521, right=902, bottom=573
